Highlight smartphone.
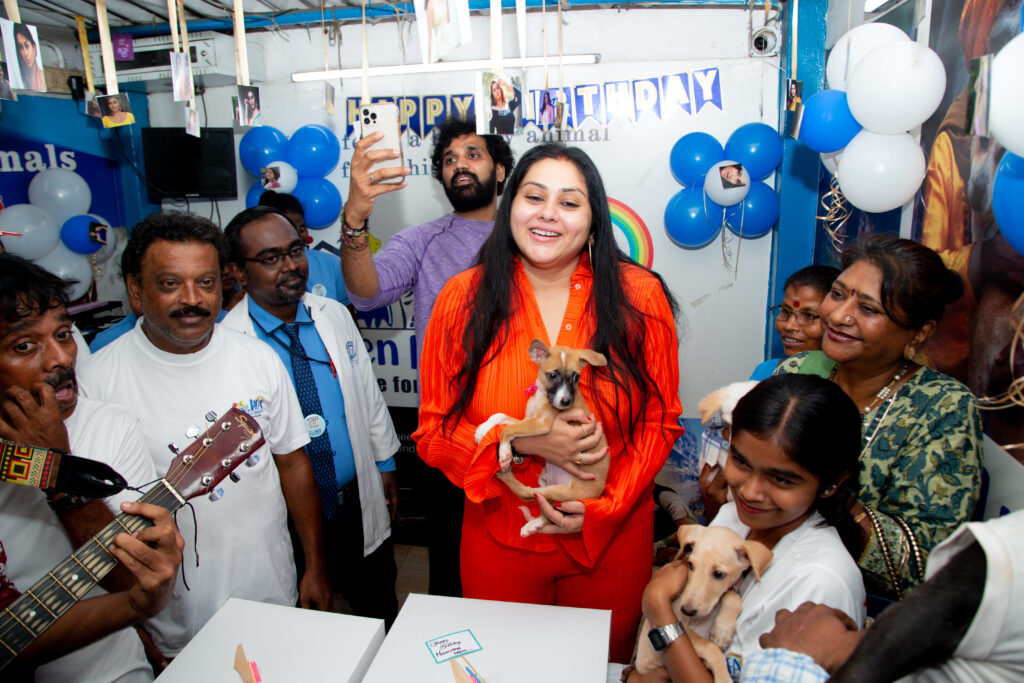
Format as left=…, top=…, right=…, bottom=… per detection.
left=360, top=102, right=404, bottom=184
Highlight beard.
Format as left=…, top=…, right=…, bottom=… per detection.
left=443, top=168, right=497, bottom=213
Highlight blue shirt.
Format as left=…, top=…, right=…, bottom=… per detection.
left=89, top=310, right=227, bottom=352
left=247, top=298, right=394, bottom=489
left=306, top=249, right=351, bottom=306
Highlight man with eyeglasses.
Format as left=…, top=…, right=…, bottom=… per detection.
left=78, top=211, right=332, bottom=664
left=220, top=206, right=401, bottom=627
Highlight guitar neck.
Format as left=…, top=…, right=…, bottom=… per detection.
left=0, top=480, right=183, bottom=669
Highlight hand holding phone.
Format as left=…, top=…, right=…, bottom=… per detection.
left=360, top=103, right=404, bottom=184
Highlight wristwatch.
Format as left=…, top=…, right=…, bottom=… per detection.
left=647, top=621, right=686, bottom=652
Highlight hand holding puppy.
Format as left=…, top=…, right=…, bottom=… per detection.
left=514, top=409, right=607, bottom=480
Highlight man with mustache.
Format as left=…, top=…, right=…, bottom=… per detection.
left=340, top=116, right=513, bottom=597
left=77, top=212, right=331, bottom=666
left=220, top=207, right=401, bottom=626
left=0, top=253, right=182, bottom=681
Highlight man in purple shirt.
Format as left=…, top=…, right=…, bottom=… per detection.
left=340, top=117, right=513, bottom=598
left=340, top=117, right=514, bottom=357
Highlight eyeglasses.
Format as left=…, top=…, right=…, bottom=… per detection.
left=244, top=244, right=307, bottom=267
left=770, top=305, right=820, bottom=326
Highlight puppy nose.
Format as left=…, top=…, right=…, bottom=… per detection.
left=557, top=397, right=573, bottom=409
left=681, top=606, right=698, bottom=618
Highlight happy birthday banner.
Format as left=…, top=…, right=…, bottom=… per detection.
left=345, top=67, right=723, bottom=138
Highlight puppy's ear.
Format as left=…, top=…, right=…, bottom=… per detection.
left=697, top=388, right=726, bottom=425
left=676, top=524, right=704, bottom=552
left=528, top=339, right=550, bottom=365
left=577, top=349, right=608, bottom=368
left=737, top=541, right=773, bottom=582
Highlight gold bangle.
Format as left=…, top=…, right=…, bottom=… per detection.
left=853, top=510, right=868, bottom=524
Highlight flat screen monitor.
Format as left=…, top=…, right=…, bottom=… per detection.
left=141, top=127, right=237, bottom=203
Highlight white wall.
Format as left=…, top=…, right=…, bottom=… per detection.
left=147, top=6, right=781, bottom=413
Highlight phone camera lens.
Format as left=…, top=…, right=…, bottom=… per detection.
left=371, top=113, right=377, bottom=120
left=363, top=117, right=370, bottom=124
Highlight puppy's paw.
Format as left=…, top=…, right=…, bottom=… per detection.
left=520, top=515, right=546, bottom=537
left=474, top=413, right=511, bottom=444
left=709, top=623, right=736, bottom=651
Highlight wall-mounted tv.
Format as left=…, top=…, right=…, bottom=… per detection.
left=141, top=127, right=237, bottom=203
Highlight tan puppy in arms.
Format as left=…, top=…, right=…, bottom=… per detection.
left=635, top=524, right=772, bottom=683
left=474, top=339, right=608, bottom=537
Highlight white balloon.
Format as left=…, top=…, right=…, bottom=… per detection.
left=847, top=42, right=946, bottom=134
left=703, top=160, right=751, bottom=207
left=258, top=161, right=298, bottom=194
left=34, top=242, right=94, bottom=300
left=821, top=149, right=844, bottom=176
left=838, top=131, right=926, bottom=213
left=0, top=204, right=60, bottom=259
left=989, top=32, right=1024, bottom=158
left=84, top=215, right=120, bottom=263
left=27, top=169, right=92, bottom=226
left=827, top=22, right=909, bottom=91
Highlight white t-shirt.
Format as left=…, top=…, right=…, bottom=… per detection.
left=78, top=324, right=310, bottom=655
left=711, top=502, right=866, bottom=682
left=901, top=510, right=1024, bottom=683
left=0, top=396, right=156, bottom=683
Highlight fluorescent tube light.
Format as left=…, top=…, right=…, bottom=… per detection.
left=291, top=54, right=600, bottom=82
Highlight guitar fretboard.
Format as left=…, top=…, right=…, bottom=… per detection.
left=0, top=481, right=182, bottom=667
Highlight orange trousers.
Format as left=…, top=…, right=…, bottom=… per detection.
left=460, top=501, right=653, bottom=664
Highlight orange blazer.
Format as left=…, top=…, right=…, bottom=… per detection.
left=415, top=257, right=683, bottom=567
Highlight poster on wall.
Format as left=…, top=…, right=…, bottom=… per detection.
left=237, top=85, right=262, bottom=127
left=0, top=61, right=15, bottom=100
left=912, top=0, right=1024, bottom=464
left=97, top=93, right=135, bottom=128
left=478, top=73, right=522, bottom=136
left=0, top=20, right=46, bottom=92
left=413, top=0, right=471, bottom=64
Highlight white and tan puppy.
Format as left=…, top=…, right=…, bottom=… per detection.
left=474, top=339, right=607, bottom=536
left=635, top=524, right=773, bottom=683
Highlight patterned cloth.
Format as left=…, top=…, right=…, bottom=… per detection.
left=775, top=351, right=983, bottom=597
left=740, top=649, right=829, bottom=683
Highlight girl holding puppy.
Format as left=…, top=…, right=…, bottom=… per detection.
left=632, top=375, right=866, bottom=682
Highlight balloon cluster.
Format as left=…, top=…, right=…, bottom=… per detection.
left=988, top=33, right=1024, bottom=258
left=0, top=169, right=117, bottom=300
left=239, top=125, right=343, bottom=229
left=664, top=123, right=783, bottom=249
left=799, top=24, right=944, bottom=213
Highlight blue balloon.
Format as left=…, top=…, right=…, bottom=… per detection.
left=725, top=181, right=780, bottom=238
left=725, top=123, right=784, bottom=181
left=669, top=132, right=724, bottom=186
left=799, top=90, right=861, bottom=154
left=664, top=186, right=724, bottom=249
left=60, top=214, right=103, bottom=254
left=238, top=127, right=289, bottom=175
left=293, top=178, right=343, bottom=229
left=287, top=125, right=341, bottom=178
left=993, top=152, right=1024, bottom=258
left=245, top=179, right=264, bottom=208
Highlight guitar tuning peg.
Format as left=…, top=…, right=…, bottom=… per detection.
left=205, top=411, right=217, bottom=423
left=167, top=442, right=180, bottom=454
left=245, top=454, right=260, bottom=468
left=185, top=425, right=201, bottom=440
left=229, top=473, right=241, bottom=483
left=208, top=487, right=224, bottom=502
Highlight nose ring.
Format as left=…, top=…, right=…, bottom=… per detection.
left=844, top=315, right=853, bottom=324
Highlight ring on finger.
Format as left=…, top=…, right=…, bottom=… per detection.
left=557, top=514, right=565, bottom=528
left=369, top=171, right=376, bottom=183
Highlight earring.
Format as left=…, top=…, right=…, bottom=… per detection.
left=587, top=234, right=594, bottom=265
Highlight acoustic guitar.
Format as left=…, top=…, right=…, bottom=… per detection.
left=0, top=406, right=265, bottom=671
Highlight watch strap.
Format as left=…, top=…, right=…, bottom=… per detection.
left=648, top=621, right=686, bottom=652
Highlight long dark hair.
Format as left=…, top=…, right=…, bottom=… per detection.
left=14, top=23, right=37, bottom=83
left=731, top=374, right=865, bottom=557
left=442, top=143, right=679, bottom=439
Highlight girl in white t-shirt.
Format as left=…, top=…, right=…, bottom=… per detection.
left=631, top=374, right=866, bottom=683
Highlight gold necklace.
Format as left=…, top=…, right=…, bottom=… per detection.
left=829, top=361, right=913, bottom=415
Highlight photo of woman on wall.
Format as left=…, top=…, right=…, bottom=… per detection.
left=483, top=74, right=521, bottom=135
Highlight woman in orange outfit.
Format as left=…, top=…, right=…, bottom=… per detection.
left=414, top=143, right=683, bottom=663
